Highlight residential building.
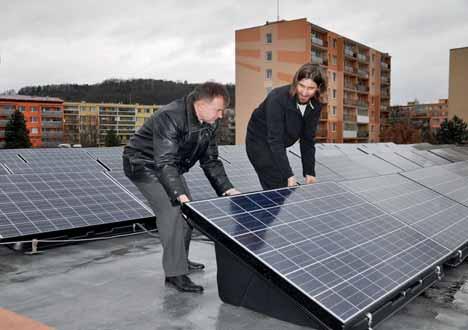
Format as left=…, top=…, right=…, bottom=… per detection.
left=0, top=95, right=64, bottom=148
left=235, top=18, right=391, bottom=144
left=448, top=47, right=468, bottom=122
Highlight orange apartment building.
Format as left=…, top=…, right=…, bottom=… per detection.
left=235, top=18, right=391, bottom=144
left=0, top=95, right=64, bottom=148
left=387, top=99, right=449, bottom=133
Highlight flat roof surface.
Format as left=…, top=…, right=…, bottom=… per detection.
left=1, top=234, right=467, bottom=330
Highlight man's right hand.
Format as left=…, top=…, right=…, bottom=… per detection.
left=178, top=194, right=190, bottom=204
left=287, top=176, right=298, bottom=187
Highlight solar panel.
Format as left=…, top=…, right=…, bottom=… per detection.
left=341, top=174, right=468, bottom=251
left=372, top=152, right=422, bottom=171
left=348, top=155, right=400, bottom=175
left=3, top=158, right=105, bottom=174
left=0, top=172, right=153, bottom=241
left=318, top=156, right=379, bottom=179
left=182, top=183, right=452, bottom=329
left=401, top=166, right=468, bottom=207
left=104, top=171, right=154, bottom=211
left=0, top=150, right=22, bottom=162
left=85, top=147, right=124, bottom=159
left=19, top=148, right=93, bottom=162
left=429, top=148, right=468, bottom=162
left=0, top=164, right=9, bottom=175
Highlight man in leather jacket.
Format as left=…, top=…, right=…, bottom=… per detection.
left=123, top=82, right=240, bottom=293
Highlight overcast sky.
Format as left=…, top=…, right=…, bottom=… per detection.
left=1, top=0, right=467, bottom=105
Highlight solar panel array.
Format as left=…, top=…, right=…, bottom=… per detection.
left=1, top=143, right=467, bottom=328
left=181, top=143, right=468, bottom=329
left=183, top=182, right=459, bottom=326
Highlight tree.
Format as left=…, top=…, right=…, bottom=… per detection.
left=436, top=115, right=468, bottom=144
left=104, top=129, right=120, bottom=147
left=4, top=110, right=32, bottom=148
left=381, top=122, right=421, bottom=144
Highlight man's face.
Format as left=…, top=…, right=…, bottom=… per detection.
left=295, top=78, right=318, bottom=104
left=196, top=96, right=225, bottom=124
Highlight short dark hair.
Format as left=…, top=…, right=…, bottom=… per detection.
left=191, top=81, right=230, bottom=106
left=289, top=63, right=327, bottom=101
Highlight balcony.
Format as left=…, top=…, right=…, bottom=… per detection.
left=381, top=76, right=390, bottom=85
left=357, top=54, right=369, bottom=63
left=344, top=98, right=358, bottom=106
left=344, top=48, right=355, bottom=59
left=311, top=55, right=324, bottom=65
left=358, top=69, right=369, bottom=79
left=42, top=131, right=64, bottom=138
left=41, top=110, right=63, bottom=117
left=0, top=119, right=10, bottom=127
left=357, top=85, right=369, bottom=93
left=344, top=66, right=357, bottom=76
left=42, top=121, right=63, bottom=128
left=316, top=128, right=328, bottom=138
left=381, top=62, right=390, bottom=71
left=381, top=92, right=390, bottom=99
left=357, top=100, right=369, bottom=108
left=357, top=109, right=369, bottom=123
left=343, top=122, right=357, bottom=138
left=0, top=108, right=14, bottom=116
left=320, top=111, right=328, bottom=121
left=357, top=130, right=369, bottom=138
left=311, top=36, right=324, bottom=47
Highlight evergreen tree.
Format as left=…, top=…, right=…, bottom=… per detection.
left=104, top=129, right=120, bottom=147
left=436, top=115, right=467, bottom=144
left=4, top=110, right=32, bottom=148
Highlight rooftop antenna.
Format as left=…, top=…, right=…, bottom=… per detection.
left=277, top=0, right=280, bottom=21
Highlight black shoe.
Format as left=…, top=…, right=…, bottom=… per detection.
left=165, top=275, right=204, bottom=293
left=188, top=260, right=205, bottom=272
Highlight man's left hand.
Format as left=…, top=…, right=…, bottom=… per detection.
left=305, top=175, right=317, bottom=185
left=224, top=188, right=241, bottom=196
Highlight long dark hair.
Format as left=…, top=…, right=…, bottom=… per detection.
left=289, top=63, right=327, bottom=101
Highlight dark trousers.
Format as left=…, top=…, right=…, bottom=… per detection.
left=124, top=158, right=192, bottom=277
left=246, top=139, right=288, bottom=190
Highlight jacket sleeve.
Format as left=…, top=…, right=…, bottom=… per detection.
left=300, top=134, right=316, bottom=177
left=300, top=108, right=319, bottom=177
left=152, top=112, right=188, bottom=202
left=265, top=93, right=294, bottom=180
left=199, top=127, right=234, bottom=196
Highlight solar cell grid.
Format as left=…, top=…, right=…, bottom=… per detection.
left=184, top=183, right=452, bottom=325
left=0, top=172, right=153, bottom=240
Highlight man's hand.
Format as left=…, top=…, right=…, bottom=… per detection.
left=287, top=176, right=298, bottom=187
left=224, top=188, right=241, bottom=196
left=305, top=175, right=317, bottom=185
left=177, top=194, right=191, bottom=204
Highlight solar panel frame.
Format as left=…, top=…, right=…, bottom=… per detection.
left=182, top=183, right=453, bottom=329
left=0, top=172, right=154, bottom=242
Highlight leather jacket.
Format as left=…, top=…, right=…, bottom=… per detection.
left=123, top=94, right=233, bottom=202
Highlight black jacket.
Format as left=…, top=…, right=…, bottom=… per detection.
left=123, top=94, right=233, bottom=202
left=246, top=84, right=321, bottom=178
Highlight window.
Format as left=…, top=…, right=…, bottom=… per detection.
left=265, top=69, right=272, bottom=80
left=332, top=106, right=337, bottom=115
left=371, top=68, right=375, bottom=77
left=332, top=72, right=336, bottom=81
left=372, top=54, right=375, bottom=62
left=31, top=128, right=39, bottom=134
left=30, top=116, right=38, bottom=123
left=265, top=51, right=272, bottom=61
left=333, top=39, right=337, bottom=48
left=333, top=89, right=337, bottom=99
left=18, top=106, right=25, bottom=112
left=30, top=107, right=37, bottom=112
left=266, top=33, right=272, bottom=44
left=332, top=55, right=337, bottom=65
left=332, top=123, right=336, bottom=132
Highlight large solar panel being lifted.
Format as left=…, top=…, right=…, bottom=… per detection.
left=183, top=183, right=452, bottom=329
left=0, top=172, right=153, bottom=241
